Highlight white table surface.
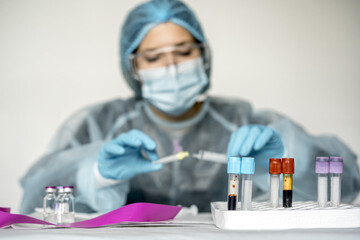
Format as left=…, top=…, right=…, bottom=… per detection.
left=1, top=213, right=359, bottom=240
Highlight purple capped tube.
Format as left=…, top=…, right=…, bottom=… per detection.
left=329, top=157, right=343, bottom=207
left=315, top=157, right=329, bottom=207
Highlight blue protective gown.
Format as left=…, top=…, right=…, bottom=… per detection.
left=20, top=96, right=360, bottom=214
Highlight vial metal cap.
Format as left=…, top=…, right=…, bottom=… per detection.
left=241, top=157, right=255, bottom=174
left=227, top=157, right=241, bottom=174
left=329, top=156, right=343, bottom=173
left=282, top=158, right=295, bottom=174
left=315, top=156, right=329, bottom=174
left=57, top=186, right=64, bottom=193
left=269, top=158, right=282, bottom=174
left=63, top=186, right=74, bottom=193
left=45, top=186, right=57, bottom=193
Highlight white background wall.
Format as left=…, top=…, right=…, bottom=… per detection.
left=0, top=0, right=359, bottom=213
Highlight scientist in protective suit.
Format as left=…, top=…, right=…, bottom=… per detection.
left=20, top=0, right=360, bottom=214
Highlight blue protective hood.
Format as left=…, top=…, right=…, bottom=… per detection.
left=120, top=0, right=211, bottom=99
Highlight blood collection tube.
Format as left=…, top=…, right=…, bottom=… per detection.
left=269, top=158, right=282, bottom=208
left=330, top=156, right=343, bottom=207
left=241, top=157, right=255, bottom=211
left=227, top=157, right=241, bottom=210
left=282, top=158, right=294, bottom=208
left=315, top=157, right=329, bottom=208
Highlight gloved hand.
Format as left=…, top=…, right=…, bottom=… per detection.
left=98, top=129, right=162, bottom=180
left=227, top=125, right=284, bottom=163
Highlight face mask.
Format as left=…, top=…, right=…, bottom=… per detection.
left=139, top=57, right=208, bottom=116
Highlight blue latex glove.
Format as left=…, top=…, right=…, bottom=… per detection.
left=98, top=129, right=162, bottom=180
left=227, top=125, right=284, bottom=164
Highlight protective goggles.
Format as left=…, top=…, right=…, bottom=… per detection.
left=129, top=42, right=210, bottom=80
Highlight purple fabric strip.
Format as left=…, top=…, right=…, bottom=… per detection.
left=0, top=211, right=54, bottom=228
left=0, top=203, right=182, bottom=229
left=0, top=208, right=11, bottom=213
left=61, top=203, right=182, bottom=228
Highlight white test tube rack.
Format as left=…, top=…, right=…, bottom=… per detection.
left=211, top=201, right=360, bottom=230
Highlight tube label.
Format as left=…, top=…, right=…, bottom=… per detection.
left=283, top=175, right=293, bottom=190
left=228, top=175, right=239, bottom=195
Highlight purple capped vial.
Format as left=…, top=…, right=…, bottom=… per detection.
left=315, top=157, right=329, bottom=207
left=329, top=157, right=343, bottom=207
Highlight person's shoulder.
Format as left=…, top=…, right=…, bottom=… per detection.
left=60, top=97, right=138, bottom=130
left=74, top=97, right=137, bottom=117
left=208, top=95, right=253, bottom=114
left=48, top=97, right=139, bottom=150
left=85, top=97, right=137, bottom=113
left=251, top=109, right=288, bottom=125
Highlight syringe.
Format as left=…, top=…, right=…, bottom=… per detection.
left=192, top=150, right=227, bottom=164
left=151, top=150, right=226, bottom=165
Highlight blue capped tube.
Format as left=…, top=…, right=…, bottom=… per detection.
left=227, top=157, right=241, bottom=210
left=241, top=157, right=255, bottom=210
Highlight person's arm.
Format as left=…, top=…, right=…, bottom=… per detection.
left=252, top=110, right=360, bottom=203
left=76, top=147, right=130, bottom=213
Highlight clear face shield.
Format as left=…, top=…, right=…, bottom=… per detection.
left=129, top=42, right=210, bottom=81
